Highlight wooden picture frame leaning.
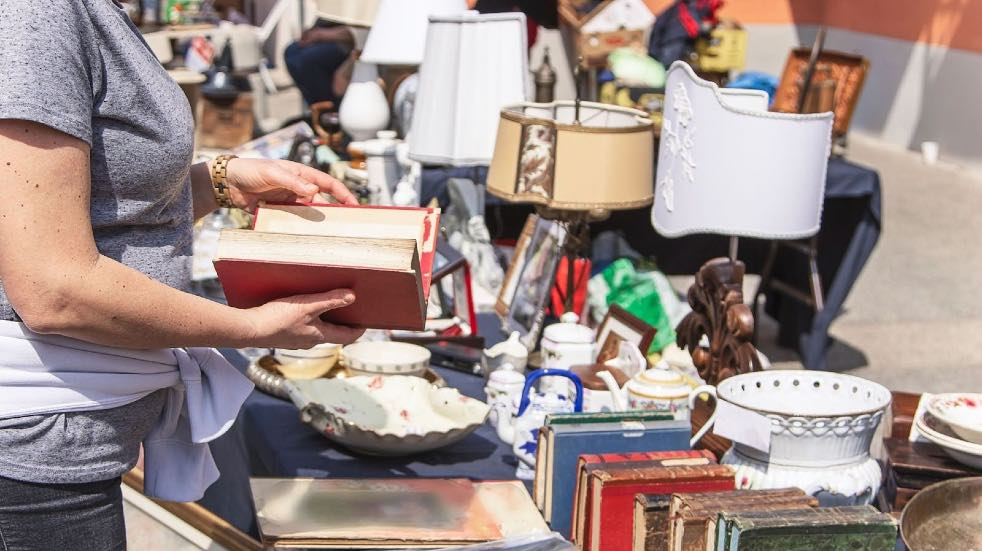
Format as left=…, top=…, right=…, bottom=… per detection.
left=594, top=304, right=657, bottom=363
left=495, top=214, right=539, bottom=318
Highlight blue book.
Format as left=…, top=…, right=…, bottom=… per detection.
left=538, top=419, right=691, bottom=537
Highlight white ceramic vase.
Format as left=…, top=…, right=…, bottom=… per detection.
left=695, top=370, right=891, bottom=506
left=339, top=62, right=390, bottom=141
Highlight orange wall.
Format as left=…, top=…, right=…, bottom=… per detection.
left=642, top=0, right=982, bottom=53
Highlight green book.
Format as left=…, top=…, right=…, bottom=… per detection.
left=718, top=506, right=896, bottom=551
left=545, top=410, right=674, bottom=426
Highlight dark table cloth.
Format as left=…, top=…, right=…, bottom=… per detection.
left=199, top=345, right=518, bottom=538
left=422, top=157, right=882, bottom=371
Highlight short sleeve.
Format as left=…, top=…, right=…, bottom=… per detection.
left=0, top=0, right=97, bottom=144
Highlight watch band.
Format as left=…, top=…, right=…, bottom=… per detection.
left=210, top=154, right=237, bottom=208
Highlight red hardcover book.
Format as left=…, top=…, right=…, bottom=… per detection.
left=571, top=450, right=716, bottom=545
left=214, top=202, right=439, bottom=331
left=584, top=464, right=735, bottom=551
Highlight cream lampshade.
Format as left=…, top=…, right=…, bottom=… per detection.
left=487, top=101, right=655, bottom=210
left=360, top=0, right=467, bottom=66
left=651, top=61, right=833, bottom=239
left=313, top=0, right=380, bottom=27
left=408, top=11, right=530, bottom=166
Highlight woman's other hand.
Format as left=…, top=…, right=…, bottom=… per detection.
left=223, top=158, right=359, bottom=211
left=246, top=288, right=365, bottom=349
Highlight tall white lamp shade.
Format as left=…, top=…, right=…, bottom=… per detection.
left=409, top=11, right=530, bottom=166
left=360, top=0, right=468, bottom=65
left=651, top=61, right=833, bottom=240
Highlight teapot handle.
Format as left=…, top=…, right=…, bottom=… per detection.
left=517, top=369, right=585, bottom=416
left=688, top=385, right=718, bottom=447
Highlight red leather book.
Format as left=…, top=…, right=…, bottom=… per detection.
left=214, top=203, right=439, bottom=331
left=571, top=450, right=716, bottom=545
left=584, top=464, right=735, bottom=551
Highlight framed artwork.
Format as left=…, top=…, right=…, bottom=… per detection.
left=501, top=218, right=567, bottom=349
left=495, top=214, right=539, bottom=318
left=430, top=241, right=477, bottom=335
left=595, top=304, right=657, bottom=363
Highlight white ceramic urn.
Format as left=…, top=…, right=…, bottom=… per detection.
left=339, top=61, right=391, bottom=141
left=694, top=370, right=892, bottom=506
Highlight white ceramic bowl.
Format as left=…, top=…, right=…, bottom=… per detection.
left=273, top=344, right=341, bottom=379
left=926, top=393, right=982, bottom=445
left=916, top=411, right=982, bottom=470
left=285, top=375, right=490, bottom=455
left=341, top=341, right=430, bottom=377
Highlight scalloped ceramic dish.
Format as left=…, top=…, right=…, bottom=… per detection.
left=926, top=393, right=982, bottom=445
left=916, top=411, right=982, bottom=470
left=285, top=375, right=490, bottom=456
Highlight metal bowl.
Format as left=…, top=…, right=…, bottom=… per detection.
left=901, top=477, right=982, bottom=550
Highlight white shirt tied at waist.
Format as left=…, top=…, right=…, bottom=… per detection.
left=0, top=320, right=254, bottom=502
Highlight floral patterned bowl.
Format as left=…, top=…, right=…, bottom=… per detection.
left=284, top=375, right=490, bottom=456
left=926, top=393, right=982, bottom=445
left=916, top=410, right=982, bottom=470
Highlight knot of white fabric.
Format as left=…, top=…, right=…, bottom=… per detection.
left=0, top=321, right=254, bottom=502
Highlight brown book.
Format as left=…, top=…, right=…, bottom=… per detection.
left=586, top=464, right=735, bottom=551
left=572, top=451, right=716, bottom=546
left=634, top=493, right=673, bottom=551
left=214, top=203, right=439, bottom=331
left=250, top=478, right=548, bottom=548
left=664, top=489, right=817, bottom=551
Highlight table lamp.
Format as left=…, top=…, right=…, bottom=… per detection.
left=487, top=99, right=655, bottom=313
left=360, top=0, right=467, bottom=66
left=409, top=11, right=530, bottom=166
left=651, top=61, right=833, bottom=383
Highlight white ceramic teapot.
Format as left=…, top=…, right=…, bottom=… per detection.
left=495, top=369, right=584, bottom=480
left=598, top=362, right=713, bottom=423
left=481, top=331, right=529, bottom=375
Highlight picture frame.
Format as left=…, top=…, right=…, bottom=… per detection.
left=595, top=304, right=657, bottom=363
left=501, top=217, right=567, bottom=350
left=429, top=241, right=478, bottom=335
left=495, top=214, right=539, bottom=318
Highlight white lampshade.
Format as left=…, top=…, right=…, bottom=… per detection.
left=409, top=11, right=530, bottom=166
left=314, top=0, right=380, bottom=27
left=360, top=0, right=467, bottom=65
left=651, top=61, right=833, bottom=240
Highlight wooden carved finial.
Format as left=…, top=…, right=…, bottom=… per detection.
left=676, top=258, right=763, bottom=384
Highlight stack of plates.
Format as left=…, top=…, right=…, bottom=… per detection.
left=915, top=393, right=982, bottom=469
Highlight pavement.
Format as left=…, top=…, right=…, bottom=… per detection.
left=726, top=136, right=982, bottom=393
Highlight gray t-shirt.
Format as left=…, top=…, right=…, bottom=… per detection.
left=0, top=0, right=195, bottom=483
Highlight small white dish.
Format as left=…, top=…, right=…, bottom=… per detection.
left=273, top=343, right=341, bottom=380
left=341, top=341, right=430, bottom=377
left=926, top=393, right=982, bottom=445
left=916, top=411, right=982, bottom=470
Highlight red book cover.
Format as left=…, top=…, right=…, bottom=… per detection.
left=572, top=450, right=715, bottom=544
left=585, top=464, right=735, bottom=551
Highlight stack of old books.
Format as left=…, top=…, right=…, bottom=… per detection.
left=711, top=505, right=897, bottom=551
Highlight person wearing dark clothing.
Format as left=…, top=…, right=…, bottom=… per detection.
left=283, top=25, right=354, bottom=105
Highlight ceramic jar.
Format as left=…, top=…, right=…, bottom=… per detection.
left=485, top=369, right=526, bottom=427
left=539, top=313, right=596, bottom=395
left=694, top=370, right=892, bottom=506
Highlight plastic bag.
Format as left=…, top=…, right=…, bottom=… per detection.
left=601, top=259, right=677, bottom=353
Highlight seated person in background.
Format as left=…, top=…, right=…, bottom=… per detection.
left=284, top=23, right=356, bottom=106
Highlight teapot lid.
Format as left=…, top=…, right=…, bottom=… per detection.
left=636, top=363, right=685, bottom=386
left=543, top=313, right=594, bottom=343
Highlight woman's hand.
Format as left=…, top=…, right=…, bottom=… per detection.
left=223, top=158, right=358, bottom=212
left=245, top=288, right=365, bottom=349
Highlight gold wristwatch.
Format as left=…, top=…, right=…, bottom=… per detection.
left=210, top=154, right=237, bottom=208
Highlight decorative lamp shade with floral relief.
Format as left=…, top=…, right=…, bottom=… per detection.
left=408, top=11, right=530, bottom=166
left=486, top=101, right=655, bottom=211
left=360, top=0, right=467, bottom=66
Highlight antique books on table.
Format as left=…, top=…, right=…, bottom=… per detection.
left=574, top=450, right=717, bottom=547
left=665, top=489, right=818, bottom=551
left=214, top=202, right=439, bottom=330
left=583, top=464, right=735, bottom=551
left=531, top=414, right=689, bottom=537
left=250, top=478, right=549, bottom=549
left=713, top=505, right=897, bottom=551
left=883, top=436, right=980, bottom=511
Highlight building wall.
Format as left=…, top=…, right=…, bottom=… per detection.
left=642, top=0, right=982, bottom=170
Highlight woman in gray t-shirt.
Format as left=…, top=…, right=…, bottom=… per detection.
left=0, top=1, right=365, bottom=548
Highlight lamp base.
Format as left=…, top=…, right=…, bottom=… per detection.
left=676, top=257, right=763, bottom=385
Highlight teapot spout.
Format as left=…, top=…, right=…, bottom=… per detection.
left=597, top=370, right=628, bottom=412
left=495, top=411, right=516, bottom=444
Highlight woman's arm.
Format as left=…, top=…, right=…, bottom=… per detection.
left=0, top=120, right=363, bottom=350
